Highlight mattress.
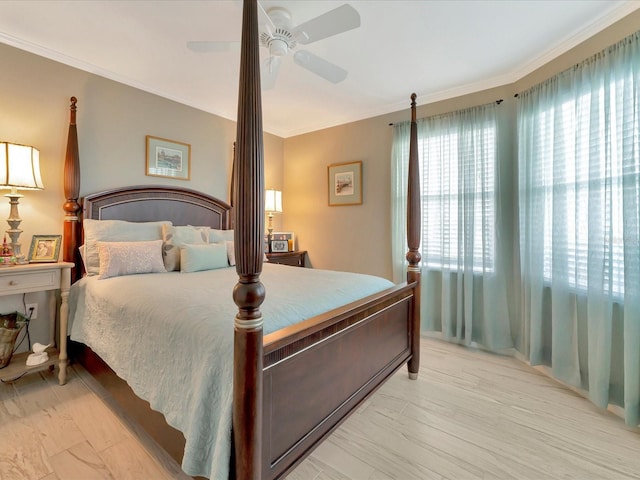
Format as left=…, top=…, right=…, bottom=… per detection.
left=68, top=263, right=394, bottom=478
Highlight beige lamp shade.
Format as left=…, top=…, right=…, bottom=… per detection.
left=0, top=142, right=44, bottom=190
left=265, top=189, right=282, bottom=213
left=0, top=142, right=44, bottom=264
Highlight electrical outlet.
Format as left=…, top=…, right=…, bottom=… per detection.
left=26, top=303, right=38, bottom=320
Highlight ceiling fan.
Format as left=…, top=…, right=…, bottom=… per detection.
left=187, top=3, right=361, bottom=89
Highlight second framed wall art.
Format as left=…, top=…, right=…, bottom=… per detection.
left=328, top=161, right=362, bottom=206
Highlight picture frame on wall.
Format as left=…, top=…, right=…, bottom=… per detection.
left=328, top=160, right=362, bottom=206
left=146, top=135, right=191, bottom=180
left=28, top=235, right=62, bottom=263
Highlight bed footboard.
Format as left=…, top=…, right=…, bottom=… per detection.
left=261, top=283, right=416, bottom=479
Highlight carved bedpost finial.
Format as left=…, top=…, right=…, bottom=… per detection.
left=70, top=97, right=77, bottom=125
left=411, top=93, right=416, bottom=121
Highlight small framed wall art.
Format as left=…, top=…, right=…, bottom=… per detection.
left=28, top=235, right=62, bottom=263
left=328, top=160, right=362, bottom=206
left=146, top=135, right=191, bottom=180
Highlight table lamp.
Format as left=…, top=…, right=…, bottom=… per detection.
left=265, top=189, right=282, bottom=240
left=0, top=142, right=44, bottom=264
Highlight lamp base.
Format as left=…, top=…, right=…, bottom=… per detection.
left=4, top=191, right=26, bottom=264
left=13, top=253, right=28, bottom=265
left=267, top=213, right=274, bottom=252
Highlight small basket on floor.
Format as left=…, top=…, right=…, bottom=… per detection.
left=0, top=311, right=28, bottom=368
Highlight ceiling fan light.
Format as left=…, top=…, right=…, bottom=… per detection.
left=269, top=38, right=288, bottom=57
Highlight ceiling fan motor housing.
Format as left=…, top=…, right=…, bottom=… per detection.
left=261, top=7, right=297, bottom=57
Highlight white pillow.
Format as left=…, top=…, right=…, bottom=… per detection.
left=162, top=225, right=208, bottom=271
left=180, top=243, right=228, bottom=273
left=209, top=228, right=234, bottom=243
left=223, top=239, right=268, bottom=265
left=78, top=244, right=86, bottom=270
left=97, top=240, right=166, bottom=280
left=226, top=241, right=236, bottom=266
left=83, top=219, right=171, bottom=276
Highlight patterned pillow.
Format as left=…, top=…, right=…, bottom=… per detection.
left=97, top=240, right=166, bottom=280
left=162, top=225, right=209, bottom=271
left=180, top=243, right=229, bottom=273
left=83, top=219, right=171, bottom=276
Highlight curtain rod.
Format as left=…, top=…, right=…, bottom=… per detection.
left=388, top=98, right=504, bottom=126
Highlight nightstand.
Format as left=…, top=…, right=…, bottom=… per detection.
left=0, top=262, right=73, bottom=385
left=266, top=250, right=307, bottom=267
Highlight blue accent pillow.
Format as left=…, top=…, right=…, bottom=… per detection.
left=180, top=243, right=229, bottom=273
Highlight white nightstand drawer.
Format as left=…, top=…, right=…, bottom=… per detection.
left=0, top=269, right=60, bottom=294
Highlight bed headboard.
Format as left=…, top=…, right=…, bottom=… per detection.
left=83, top=185, right=231, bottom=228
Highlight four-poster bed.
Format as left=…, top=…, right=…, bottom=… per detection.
left=62, top=1, right=422, bottom=479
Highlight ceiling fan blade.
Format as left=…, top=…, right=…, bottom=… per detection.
left=261, top=56, right=281, bottom=90
left=293, top=4, right=360, bottom=45
left=293, top=50, right=348, bottom=83
left=187, top=41, right=240, bottom=53
left=258, top=1, right=275, bottom=36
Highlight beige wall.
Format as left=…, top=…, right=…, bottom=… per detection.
left=0, top=43, right=284, bottom=348
left=283, top=86, right=514, bottom=280
left=283, top=10, right=640, bottom=281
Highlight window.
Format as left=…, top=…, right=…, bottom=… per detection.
left=417, top=108, right=497, bottom=272
left=519, top=70, right=639, bottom=298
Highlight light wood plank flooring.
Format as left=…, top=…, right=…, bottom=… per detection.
left=1, top=337, right=638, bottom=479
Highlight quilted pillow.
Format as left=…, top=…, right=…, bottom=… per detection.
left=162, top=225, right=209, bottom=271
left=83, top=219, right=171, bottom=276
left=97, top=240, right=166, bottom=280
left=180, top=243, right=229, bottom=273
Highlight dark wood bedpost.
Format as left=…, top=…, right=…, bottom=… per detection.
left=232, top=0, right=264, bottom=479
left=63, top=96, right=81, bottom=283
left=406, top=93, right=421, bottom=380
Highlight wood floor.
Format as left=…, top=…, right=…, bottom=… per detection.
left=1, top=337, right=638, bottom=479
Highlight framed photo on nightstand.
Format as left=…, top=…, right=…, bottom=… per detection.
left=272, top=232, right=295, bottom=251
left=28, top=235, right=61, bottom=263
left=270, top=240, right=289, bottom=253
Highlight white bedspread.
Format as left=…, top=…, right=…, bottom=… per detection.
left=68, top=263, right=393, bottom=479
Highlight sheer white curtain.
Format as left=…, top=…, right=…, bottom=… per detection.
left=391, top=103, right=512, bottom=350
left=518, top=31, right=640, bottom=425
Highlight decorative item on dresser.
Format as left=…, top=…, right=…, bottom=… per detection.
left=0, top=142, right=44, bottom=264
left=61, top=2, right=422, bottom=479
left=272, top=231, right=295, bottom=251
left=0, top=261, right=73, bottom=384
left=266, top=250, right=307, bottom=267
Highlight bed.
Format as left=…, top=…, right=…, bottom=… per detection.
left=61, top=1, right=422, bottom=479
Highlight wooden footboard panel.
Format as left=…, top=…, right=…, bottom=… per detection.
left=262, top=284, right=415, bottom=479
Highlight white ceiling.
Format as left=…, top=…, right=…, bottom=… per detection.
left=0, top=1, right=638, bottom=138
